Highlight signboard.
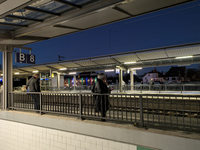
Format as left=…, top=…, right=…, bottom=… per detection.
left=15, top=52, right=35, bottom=64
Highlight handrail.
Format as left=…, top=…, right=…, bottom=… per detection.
left=8, top=92, right=200, bottom=132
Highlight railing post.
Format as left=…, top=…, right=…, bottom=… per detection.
left=159, top=85, right=161, bottom=93
left=181, top=85, right=183, bottom=94
left=11, top=93, right=13, bottom=110
left=40, top=93, right=42, bottom=115
left=79, top=94, right=82, bottom=119
left=139, top=95, right=144, bottom=127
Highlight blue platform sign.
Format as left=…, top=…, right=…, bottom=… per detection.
left=15, top=52, right=35, bottom=64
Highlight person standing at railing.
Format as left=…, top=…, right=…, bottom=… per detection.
left=92, top=73, right=110, bottom=121
left=26, top=73, right=41, bottom=113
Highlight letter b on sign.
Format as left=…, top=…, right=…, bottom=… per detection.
left=20, top=53, right=26, bottom=61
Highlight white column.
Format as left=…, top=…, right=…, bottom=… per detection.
left=2, top=47, right=13, bottom=109
left=26, top=77, right=29, bottom=85
left=40, top=73, right=41, bottom=91
left=57, top=73, right=60, bottom=91
left=73, top=74, right=76, bottom=90
left=130, top=70, right=134, bottom=90
left=49, top=69, right=52, bottom=88
left=119, top=69, right=123, bottom=92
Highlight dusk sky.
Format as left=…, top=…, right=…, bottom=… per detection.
left=4, top=0, right=200, bottom=75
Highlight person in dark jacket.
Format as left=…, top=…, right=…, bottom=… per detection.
left=26, top=74, right=41, bottom=111
left=92, top=73, right=110, bottom=121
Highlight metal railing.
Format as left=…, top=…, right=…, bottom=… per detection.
left=9, top=92, right=200, bottom=132
left=0, top=92, right=2, bottom=109
left=14, top=84, right=200, bottom=93
left=109, top=84, right=200, bottom=93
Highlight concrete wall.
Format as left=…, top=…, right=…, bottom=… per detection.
left=0, top=111, right=200, bottom=150
left=0, top=119, right=140, bottom=150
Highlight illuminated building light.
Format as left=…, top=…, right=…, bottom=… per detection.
left=33, top=70, right=38, bottom=73
left=69, top=72, right=76, bottom=75
left=124, top=62, right=136, bottom=64
left=175, top=56, right=193, bottom=59
left=130, top=68, right=142, bottom=70
left=59, top=68, right=67, bottom=70
left=105, top=69, right=114, bottom=72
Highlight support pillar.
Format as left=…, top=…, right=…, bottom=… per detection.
left=57, top=73, right=60, bottom=91
left=130, top=70, right=134, bottom=90
left=26, top=77, right=29, bottom=85
left=2, top=47, right=13, bottom=109
left=73, top=74, right=76, bottom=90
left=119, top=69, right=123, bottom=92
left=49, top=69, right=52, bottom=88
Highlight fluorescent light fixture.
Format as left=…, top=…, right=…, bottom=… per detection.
left=127, top=69, right=130, bottom=74
left=33, top=70, right=38, bottom=73
left=175, top=56, right=193, bottom=59
left=130, top=68, right=142, bottom=70
left=105, top=69, right=114, bottom=72
left=69, top=72, right=76, bottom=75
left=116, top=69, right=120, bottom=74
left=59, top=68, right=67, bottom=70
left=15, top=72, right=20, bottom=75
left=124, top=62, right=136, bottom=64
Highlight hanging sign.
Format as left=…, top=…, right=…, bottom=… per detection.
left=15, top=52, right=35, bottom=64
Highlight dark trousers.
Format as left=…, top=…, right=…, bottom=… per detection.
left=31, top=94, right=40, bottom=110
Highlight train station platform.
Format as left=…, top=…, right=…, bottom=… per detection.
left=0, top=91, right=199, bottom=149
left=0, top=110, right=200, bottom=150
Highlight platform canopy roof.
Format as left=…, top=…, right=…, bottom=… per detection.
left=0, top=0, right=195, bottom=48
left=3, top=43, right=199, bottom=77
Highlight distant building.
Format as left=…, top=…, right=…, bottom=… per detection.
left=164, top=66, right=186, bottom=82
left=143, top=69, right=165, bottom=83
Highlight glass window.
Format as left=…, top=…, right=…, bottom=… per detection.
left=63, top=0, right=92, bottom=5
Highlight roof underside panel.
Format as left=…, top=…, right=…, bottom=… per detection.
left=118, top=0, right=192, bottom=16
left=0, top=0, right=194, bottom=46
left=166, top=45, right=200, bottom=57
left=9, top=44, right=200, bottom=76
left=27, top=26, right=77, bottom=37
left=59, top=8, right=129, bottom=29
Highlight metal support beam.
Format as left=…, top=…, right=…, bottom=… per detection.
left=2, top=46, right=13, bottom=109
left=14, top=46, right=32, bottom=51
left=14, top=36, right=49, bottom=41
left=0, top=22, right=28, bottom=27
left=113, top=6, right=133, bottom=16
left=53, top=0, right=82, bottom=9
left=53, top=24, right=82, bottom=30
left=6, top=15, right=43, bottom=22
left=25, top=6, right=61, bottom=16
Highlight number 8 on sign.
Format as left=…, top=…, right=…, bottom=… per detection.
left=30, top=55, right=35, bottom=62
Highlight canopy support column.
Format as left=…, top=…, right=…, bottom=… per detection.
left=119, top=69, right=123, bottom=92
left=73, top=74, right=76, bottom=90
left=2, top=46, right=13, bottom=109
left=130, top=70, right=134, bottom=90
left=57, top=73, right=60, bottom=91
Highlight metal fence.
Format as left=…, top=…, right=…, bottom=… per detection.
left=0, top=92, right=2, bottom=109
left=9, top=92, right=200, bottom=132
left=109, top=84, right=200, bottom=93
